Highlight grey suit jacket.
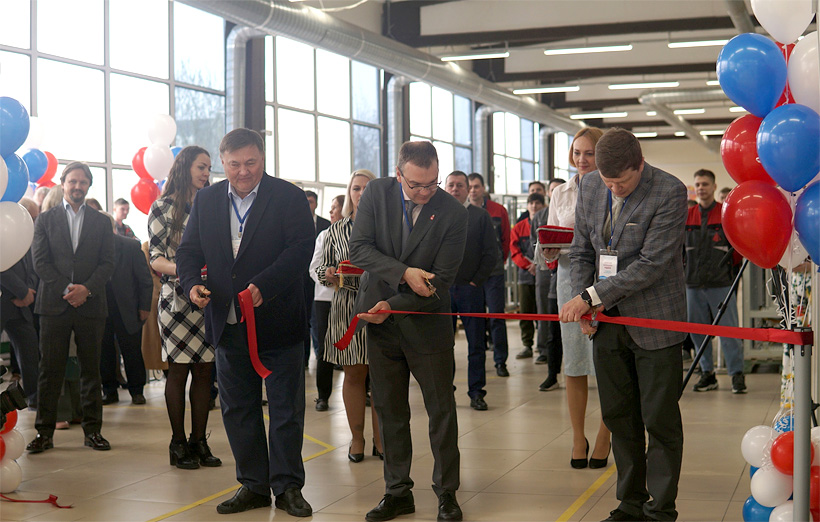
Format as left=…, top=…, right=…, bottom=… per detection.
left=349, top=177, right=468, bottom=354
left=32, top=204, right=115, bottom=319
left=107, top=234, right=153, bottom=335
left=570, top=162, right=688, bottom=350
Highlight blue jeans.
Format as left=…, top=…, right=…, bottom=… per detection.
left=483, top=274, right=508, bottom=366
left=686, top=286, right=744, bottom=375
left=450, top=284, right=487, bottom=399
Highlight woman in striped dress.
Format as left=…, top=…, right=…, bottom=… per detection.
left=317, top=169, right=382, bottom=462
left=148, top=146, right=221, bottom=471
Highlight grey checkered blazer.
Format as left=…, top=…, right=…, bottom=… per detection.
left=570, top=162, right=688, bottom=350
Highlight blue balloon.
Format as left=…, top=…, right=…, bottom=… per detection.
left=22, top=148, right=48, bottom=183
left=758, top=104, right=820, bottom=192
left=157, top=179, right=165, bottom=192
left=717, top=34, right=787, bottom=118
left=171, top=146, right=182, bottom=157
left=1, top=153, right=29, bottom=202
left=0, top=97, right=30, bottom=158
left=795, top=181, right=820, bottom=262
left=749, top=466, right=759, bottom=478
left=742, top=495, right=774, bottom=521
left=774, top=415, right=794, bottom=433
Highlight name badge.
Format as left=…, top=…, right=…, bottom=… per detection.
left=232, top=238, right=242, bottom=258
left=598, top=249, right=618, bottom=280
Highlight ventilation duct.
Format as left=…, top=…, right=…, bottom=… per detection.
left=226, top=26, right=268, bottom=131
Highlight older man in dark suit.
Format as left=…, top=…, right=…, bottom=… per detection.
left=177, top=128, right=315, bottom=517
left=350, top=141, right=468, bottom=522
left=27, top=162, right=116, bottom=453
left=560, top=129, right=687, bottom=522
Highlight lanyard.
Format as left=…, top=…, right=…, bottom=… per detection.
left=400, top=190, right=413, bottom=233
left=607, top=191, right=630, bottom=249
left=230, top=194, right=253, bottom=237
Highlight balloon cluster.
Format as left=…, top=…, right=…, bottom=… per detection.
left=0, top=411, right=25, bottom=493
left=130, top=114, right=179, bottom=214
left=716, top=0, right=820, bottom=269
left=740, top=423, right=820, bottom=521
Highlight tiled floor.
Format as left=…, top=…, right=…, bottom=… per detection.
left=1, top=325, right=783, bottom=522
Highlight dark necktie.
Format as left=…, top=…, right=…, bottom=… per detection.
left=402, top=200, right=416, bottom=250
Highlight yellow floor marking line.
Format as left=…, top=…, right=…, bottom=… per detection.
left=555, top=465, right=618, bottom=522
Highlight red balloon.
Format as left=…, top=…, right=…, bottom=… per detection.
left=0, top=410, right=17, bottom=434
left=775, top=43, right=796, bottom=108
left=722, top=181, right=793, bottom=269
left=132, top=147, right=153, bottom=182
left=770, top=431, right=815, bottom=475
left=38, top=178, right=56, bottom=188
left=0, top=435, right=5, bottom=460
left=38, top=150, right=58, bottom=186
left=131, top=179, right=160, bottom=215
left=811, top=466, right=820, bottom=510
left=721, top=115, right=777, bottom=186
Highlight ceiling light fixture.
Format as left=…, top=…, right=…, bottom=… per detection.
left=674, top=131, right=686, bottom=136
left=569, top=112, right=628, bottom=120
left=668, top=39, right=729, bottom=49
left=699, top=129, right=726, bottom=136
left=608, top=81, right=679, bottom=90
left=706, top=80, right=721, bottom=86
left=646, top=111, right=657, bottom=116
left=633, top=132, right=658, bottom=138
left=544, top=44, right=633, bottom=56
left=513, top=85, right=580, bottom=94
left=441, top=51, right=510, bottom=62
left=729, top=106, right=747, bottom=113
left=673, top=108, right=706, bottom=115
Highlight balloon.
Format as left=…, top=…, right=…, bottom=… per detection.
left=771, top=431, right=814, bottom=474
left=779, top=234, right=809, bottom=269
left=750, top=465, right=759, bottom=478
left=157, top=179, right=165, bottom=193
left=39, top=150, right=58, bottom=186
left=0, top=96, right=30, bottom=158
left=722, top=183, right=792, bottom=269
left=812, top=427, right=820, bottom=466
left=21, top=115, right=44, bottom=151
left=750, top=467, right=793, bottom=507
left=751, top=0, right=814, bottom=45
left=0, top=155, right=7, bottom=199
left=171, top=146, right=182, bottom=157
left=0, top=410, right=17, bottom=434
left=25, top=182, right=35, bottom=199
left=22, top=148, right=48, bottom=183
left=769, top=501, right=797, bottom=522
left=795, top=181, right=820, bottom=262
left=758, top=104, right=820, bottom=192
left=720, top=115, right=776, bottom=186
left=0, top=459, right=22, bottom=494
left=131, top=146, right=153, bottom=181
left=774, top=414, right=794, bottom=433
left=717, top=34, right=788, bottom=118
left=0, top=202, right=35, bottom=271
left=0, top=154, right=29, bottom=203
left=147, top=114, right=177, bottom=146
left=1, top=429, right=25, bottom=461
left=742, top=495, right=774, bottom=521
left=811, top=466, right=820, bottom=510
left=143, top=144, right=174, bottom=181
left=131, top=179, right=160, bottom=215
left=742, top=425, right=776, bottom=468
left=788, top=31, right=820, bottom=115
left=0, top=436, right=4, bottom=460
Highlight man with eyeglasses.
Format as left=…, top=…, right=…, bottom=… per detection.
left=350, top=141, right=468, bottom=522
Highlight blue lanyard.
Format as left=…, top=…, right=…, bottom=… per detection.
left=400, top=190, right=413, bottom=233
left=607, top=191, right=630, bottom=249
left=230, top=194, right=253, bottom=237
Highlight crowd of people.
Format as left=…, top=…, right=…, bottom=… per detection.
left=0, top=125, right=753, bottom=522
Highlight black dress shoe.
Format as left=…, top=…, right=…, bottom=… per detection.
left=26, top=433, right=53, bottom=453
left=571, top=438, right=589, bottom=469
left=315, top=398, right=329, bottom=411
left=102, top=393, right=119, bottom=405
left=365, top=493, right=415, bottom=522
left=602, top=508, right=645, bottom=521
left=84, top=432, right=111, bottom=451
left=372, top=438, right=384, bottom=460
left=217, top=486, right=271, bottom=515
left=495, top=364, right=509, bottom=377
left=131, top=394, right=146, bottom=405
left=275, top=487, right=312, bottom=517
left=189, top=438, right=222, bottom=467
left=470, top=397, right=488, bottom=411
left=437, top=491, right=463, bottom=521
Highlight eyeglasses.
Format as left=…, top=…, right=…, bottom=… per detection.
left=397, top=168, right=441, bottom=192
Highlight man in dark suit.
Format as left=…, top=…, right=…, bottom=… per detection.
left=303, top=189, right=331, bottom=366
left=350, top=141, right=468, bottom=522
left=176, top=128, right=315, bottom=517
left=1, top=252, right=40, bottom=408
left=444, top=170, right=498, bottom=411
left=560, top=129, right=687, bottom=522
left=27, top=162, right=116, bottom=453
left=100, top=230, right=153, bottom=405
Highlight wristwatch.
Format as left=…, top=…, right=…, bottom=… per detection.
left=579, top=290, right=593, bottom=307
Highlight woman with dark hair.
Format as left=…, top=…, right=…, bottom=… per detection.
left=148, top=146, right=221, bottom=470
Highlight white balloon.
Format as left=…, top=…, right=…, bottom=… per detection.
left=751, top=0, right=814, bottom=44
left=0, top=458, right=22, bottom=493
left=147, top=114, right=177, bottom=146
left=742, top=425, right=776, bottom=468
left=750, top=467, right=792, bottom=507
left=21, top=116, right=44, bottom=151
left=811, top=426, right=820, bottom=466
left=1, top=429, right=25, bottom=461
left=143, top=144, right=174, bottom=181
left=779, top=232, right=810, bottom=269
left=788, top=31, right=820, bottom=114
left=769, top=500, right=795, bottom=522
left=0, top=202, right=34, bottom=271
left=0, top=155, right=7, bottom=199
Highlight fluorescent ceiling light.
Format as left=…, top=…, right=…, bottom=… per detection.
left=633, top=132, right=658, bottom=138
left=646, top=111, right=657, bottom=116
left=668, top=39, right=729, bottom=49
left=729, top=106, right=747, bottom=113
left=706, top=80, right=720, bottom=86
left=441, top=51, right=509, bottom=62
left=608, top=81, right=680, bottom=90
left=674, top=131, right=686, bottom=136
left=513, top=85, right=580, bottom=94
left=569, top=112, right=628, bottom=120
left=673, top=108, right=706, bottom=115
left=544, top=44, right=632, bottom=56
left=699, top=129, right=726, bottom=136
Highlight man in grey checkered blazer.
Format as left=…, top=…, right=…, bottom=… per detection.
left=560, top=129, right=687, bottom=522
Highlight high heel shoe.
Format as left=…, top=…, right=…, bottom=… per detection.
left=589, top=443, right=611, bottom=469
left=570, top=438, right=589, bottom=469
left=169, top=439, right=199, bottom=469
left=189, top=436, right=222, bottom=467
left=372, top=438, right=384, bottom=460
left=348, top=441, right=364, bottom=463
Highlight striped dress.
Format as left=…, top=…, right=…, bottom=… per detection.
left=316, top=217, right=367, bottom=365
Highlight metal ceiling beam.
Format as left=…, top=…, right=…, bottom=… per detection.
left=486, top=62, right=718, bottom=84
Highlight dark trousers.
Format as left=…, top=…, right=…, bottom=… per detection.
left=593, top=322, right=683, bottom=521
left=303, top=278, right=315, bottom=365
left=535, top=276, right=562, bottom=376
left=216, top=323, right=306, bottom=497
left=100, top=311, right=146, bottom=396
left=313, top=300, right=334, bottom=401
left=518, top=283, right=536, bottom=348
left=1, top=310, right=39, bottom=407
left=450, top=284, right=486, bottom=399
left=483, top=273, right=508, bottom=366
left=367, top=320, right=459, bottom=498
left=35, top=309, right=106, bottom=436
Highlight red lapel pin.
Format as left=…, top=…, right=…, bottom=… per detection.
left=430, top=214, right=435, bottom=220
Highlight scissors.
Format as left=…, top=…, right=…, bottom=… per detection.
left=424, top=275, right=439, bottom=300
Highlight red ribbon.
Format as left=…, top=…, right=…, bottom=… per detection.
left=237, top=289, right=272, bottom=379
left=1, top=494, right=72, bottom=508
left=334, top=310, right=812, bottom=350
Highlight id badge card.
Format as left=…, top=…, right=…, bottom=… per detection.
left=598, top=249, right=618, bottom=280
left=232, top=237, right=242, bottom=258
